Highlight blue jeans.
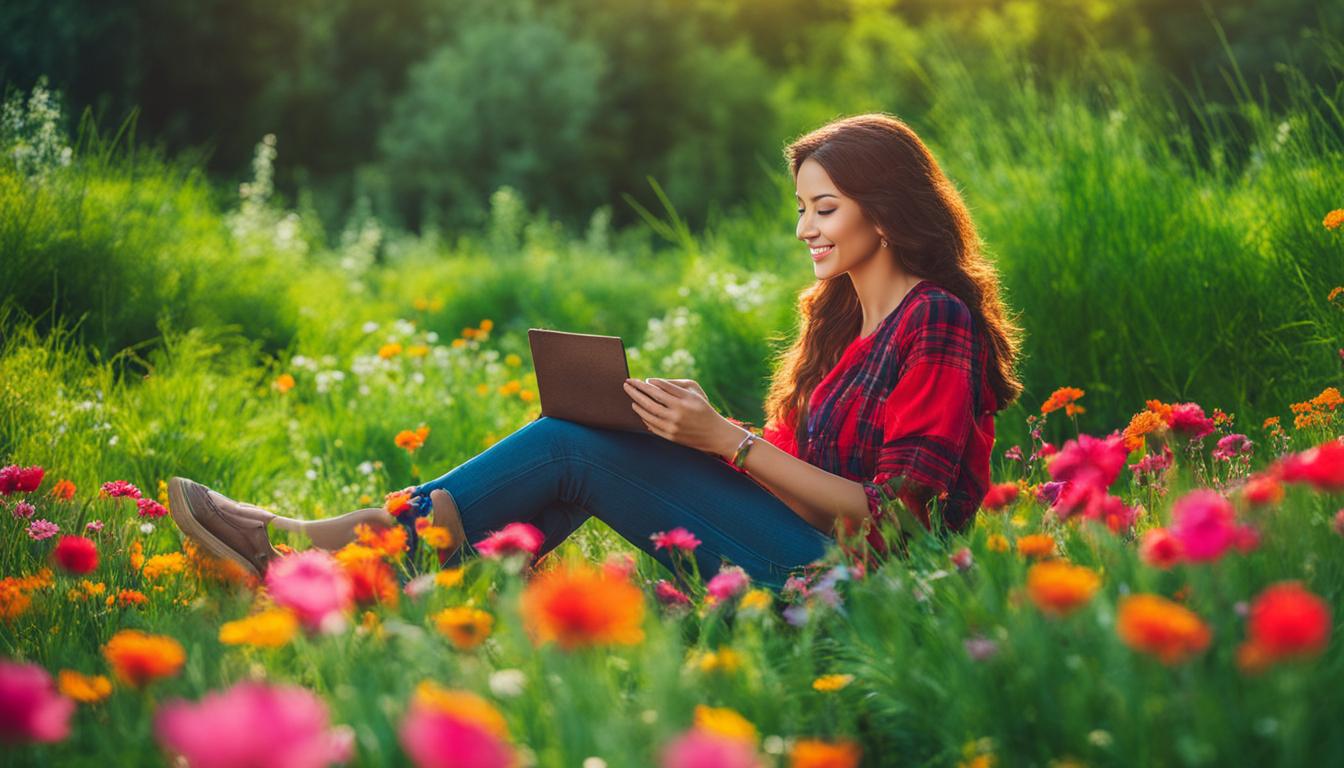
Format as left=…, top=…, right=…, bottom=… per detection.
left=407, top=416, right=835, bottom=591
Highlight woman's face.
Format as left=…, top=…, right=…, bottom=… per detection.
left=795, top=156, right=884, bottom=280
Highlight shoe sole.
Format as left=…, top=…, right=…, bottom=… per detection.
left=430, top=489, right=468, bottom=566
left=168, top=476, right=267, bottom=580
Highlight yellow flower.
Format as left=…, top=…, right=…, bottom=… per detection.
left=693, top=704, right=757, bottom=743
left=436, top=568, right=465, bottom=589
left=420, top=525, right=455, bottom=550
left=413, top=681, right=509, bottom=738
left=142, top=553, right=187, bottom=580
left=58, top=670, right=112, bottom=704
left=272, top=373, right=296, bottom=393
left=739, top=588, right=773, bottom=614
left=219, top=607, right=299, bottom=648
left=452, top=338, right=467, bottom=349
left=1324, top=209, right=1344, bottom=231
left=959, top=755, right=997, bottom=768
left=378, top=342, right=403, bottom=359
left=811, top=673, right=854, bottom=692
left=690, top=646, right=742, bottom=675
left=504, top=353, right=522, bottom=367
left=129, top=541, right=145, bottom=571
left=475, top=383, right=491, bottom=396
left=406, top=344, right=430, bottom=357
left=986, top=534, right=1010, bottom=553
left=432, top=606, right=494, bottom=651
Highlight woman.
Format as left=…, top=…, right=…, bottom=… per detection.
left=167, top=112, right=1022, bottom=592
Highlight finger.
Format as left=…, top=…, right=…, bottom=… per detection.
left=625, top=379, right=670, bottom=411
left=631, top=401, right=670, bottom=436
left=647, top=378, right=689, bottom=399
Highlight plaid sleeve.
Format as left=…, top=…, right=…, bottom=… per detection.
left=862, top=294, right=976, bottom=531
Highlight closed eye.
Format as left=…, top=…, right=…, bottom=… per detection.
left=797, top=210, right=835, bottom=216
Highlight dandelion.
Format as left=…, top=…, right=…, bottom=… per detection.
left=52, top=535, right=98, bottom=574
left=103, top=629, right=187, bottom=687
left=690, top=647, right=742, bottom=675
left=99, top=480, right=142, bottom=499
left=519, top=562, right=645, bottom=650
left=1041, top=387, right=1085, bottom=416
left=739, top=588, right=773, bottom=613
left=395, top=425, right=430, bottom=453
left=790, top=739, right=862, bottom=768
left=155, top=681, right=353, bottom=768
left=0, top=464, right=45, bottom=495
left=1324, top=209, right=1344, bottom=231
left=1026, top=561, right=1101, bottom=616
left=432, top=606, right=494, bottom=650
left=1015, top=534, right=1056, bottom=559
left=812, top=674, right=854, bottom=692
left=1239, top=581, right=1331, bottom=668
left=219, top=607, right=300, bottom=648
left=265, top=550, right=355, bottom=632
left=0, top=660, right=74, bottom=744
left=475, top=522, right=544, bottom=560
left=651, top=527, right=702, bottom=552
left=27, top=518, right=59, bottom=540
left=1115, top=594, right=1211, bottom=664
left=49, top=479, right=76, bottom=500
left=57, top=670, right=112, bottom=704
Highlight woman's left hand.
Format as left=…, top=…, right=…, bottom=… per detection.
left=624, top=378, right=737, bottom=456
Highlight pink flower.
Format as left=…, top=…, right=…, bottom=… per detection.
left=85, top=520, right=104, bottom=533
left=474, top=523, right=544, bottom=560
left=706, top=566, right=750, bottom=602
left=26, top=519, right=59, bottom=541
left=1051, top=483, right=1136, bottom=532
left=399, top=699, right=514, bottom=768
left=155, top=681, right=353, bottom=768
left=1004, top=445, right=1024, bottom=462
left=1129, top=446, right=1173, bottom=478
left=1168, top=403, right=1214, bottom=440
left=980, top=483, right=1019, bottom=511
left=651, top=527, right=702, bottom=553
left=1170, top=489, right=1238, bottom=562
left=0, top=660, right=74, bottom=744
left=1212, top=434, right=1252, bottom=462
left=653, top=579, right=692, bottom=607
left=950, top=547, right=973, bottom=571
left=12, top=501, right=35, bottom=519
left=0, top=465, right=45, bottom=496
left=136, top=497, right=169, bottom=518
left=602, top=552, right=637, bottom=581
left=1139, top=528, right=1184, bottom=569
left=265, top=550, right=354, bottom=631
left=1048, top=433, right=1129, bottom=491
left=1334, top=510, right=1344, bottom=537
left=1035, top=481, right=1065, bottom=506
left=99, top=480, right=142, bottom=499
left=660, top=728, right=763, bottom=768
left=1233, top=524, right=1261, bottom=554
left=1279, top=439, right=1344, bottom=492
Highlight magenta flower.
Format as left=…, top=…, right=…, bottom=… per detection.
left=155, top=681, right=353, bottom=768
left=602, top=552, right=636, bottom=581
left=653, top=579, right=692, bottom=607
left=12, top=501, right=35, bottom=519
left=0, top=465, right=45, bottom=496
left=474, top=522, right=544, bottom=560
left=99, top=480, right=143, bottom=499
left=1212, top=433, right=1252, bottom=462
left=1168, top=403, right=1215, bottom=440
left=1170, top=489, right=1238, bottom=562
left=660, top=727, right=763, bottom=768
left=1004, top=445, right=1024, bottom=462
left=1035, top=481, right=1065, bottom=506
left=1334, top=509, right=1344, bottom=537
left=265, top=550, right=354, bottom=632
left=26, top=519, right=59, bottom=541
left=1129, top=446, right=1174, bottom=478
left=85, top=520, right=105, bottom=533
left=1279, top=438, right=1344, bottom=492
left=706, top=566, right=749, bottom=603
left=136, top=497, right=169, bottom=518
left=399, top=699, right=514, bottom=768
left=0, top=660, right=74, bottom=744
left=650, top=527, right=702, bottom=553
left=1047, top=433, right=1129, bottom=491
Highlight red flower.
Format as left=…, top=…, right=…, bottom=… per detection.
left=1139, top=528, right=1183, bottom=569
left=1279, top=439, right=1344, bottom=492
left=99, top=480, right=142, bottom=499
left=1167, top=403, right=1215, bottom=440
left=136, top=498, right=169, bottom=518
left=1242, top=472, right=1284, bottom=506
left=475, top=523, right=544, bottom=560
left=1244, top=581, right=1332, bottom=663
left=52, top=535, right=99, bottom=575
left=653, top=579, right=692, bottom=607
left=650, top=527, right=701, bottom=553
left=0, top=465, right=45, bottom=495
left=980, top=482, right=1020, bottom=511
left=1048, top=433, right=1129, bottom=491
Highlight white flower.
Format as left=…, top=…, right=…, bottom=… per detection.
left=357, top=461, right=376, bottom=476
left=139, top=522, right=155, bottom=534
left=305, top=469, right=318, bottom=480
left=488, top=669, right=527, bottom=698
left=361, top=321, right=379, bottom=334
left=582, top=758, right=607, bottom=768
left=107, top=435, right=119, bottom=446
left=426, top=331, right=439, bottom=343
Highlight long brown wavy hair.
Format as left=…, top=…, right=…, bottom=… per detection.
left=763, top=113, right=1024, bottom=446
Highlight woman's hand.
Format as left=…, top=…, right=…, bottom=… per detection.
left=624, top=377, right=740, bottom=456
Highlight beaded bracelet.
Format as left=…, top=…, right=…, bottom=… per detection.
left=731, top=431, right=758, bottom=470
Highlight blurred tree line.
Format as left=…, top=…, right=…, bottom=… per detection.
left=1, top=0, right=1337, bottom=235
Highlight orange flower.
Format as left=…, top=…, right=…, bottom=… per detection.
left=219, top=607, right=299, bottom=648
left=419, top=525, right=455, bottom=550
left=395, top=425, right=430, bottom=453
left=335, top=545, right=399, bottom=608
left=1145, top=399, right=1174, bottom=425
left=479, top=319, right=493, bottom=333
left=142, top=553, right=187, bottom=580
left=519, top=562, right=645, bottom=650
left=1041, top=387, right=1085, bottom=416
left=58, top=670, right=112, bottom=703
left=378, top=342, right=403, bottom=359
left=1122, top=410, right=1167, bottom=452
left=1324, top=209, right=1344, bottom=231
left=103, top=629, right=186, bottom=687
left=1116, top=594, right=1211, bottom=664
left=384, top=489, right=413, bottom=517
left=128, top=540, right=145, bottom=571
left=50, top=479, right=77, bottom=500
left=108, top=589, right=148, bottom=608
left=355, top=523, right=409, bottom=561
left=790, top=738, right=863, bottom=768
left=1016, top=534, right=1056, bottom=559
left=1026, top=561, right=1101, bottom=616
left=432, top=606, right=494, bottom=650
left=272, top=373, right=296, bottom=393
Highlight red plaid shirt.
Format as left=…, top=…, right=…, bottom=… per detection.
left=723, top=280, right=997, bottom=553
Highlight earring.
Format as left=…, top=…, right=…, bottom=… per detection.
left=880, top=238, right=888, bottom=249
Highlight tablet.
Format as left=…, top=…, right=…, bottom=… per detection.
left=527, top=328, right=653, bottom=434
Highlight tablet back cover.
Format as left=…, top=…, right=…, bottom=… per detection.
left=527, top=329, right=651, bottom=434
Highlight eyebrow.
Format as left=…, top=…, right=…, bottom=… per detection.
left=794, top=193, right=838, bottom=202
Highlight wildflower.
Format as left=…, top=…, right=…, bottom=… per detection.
left=690, top=647, right=742, bottom=675
left=1168, top=403, right=1215, bottom=440
left=0, top=660, right=74, bottom=743
left=136, top=497, right=169, bottom=518
left=219, top=607, right=300, bottom=648
left=1026, top=561, right=1101, bottom=616
left=654, top=579, right=692, bottom=608
left=272, top=373, right=296, bottom=393
left=1004, top=445, right=1024, bottom=462
left=488, top=669, right=527, bottom=698
left=694, top=704, right=757, bottom=742
left=520, top=562, right=645, bottom=649
left=1035, top=481, right=1065, bottom=506
left=52, top=535, right=98, bottom=574
left=1129, top=447, right=1173, bottom=480
left=395, top=425, right=430, bottom=453
left=49, top=479, right=76, bottom=500
left=1240, top=581, right=1332, bottom=666
left=1122, top=409, right=1167, bottom=451
left=85, top=519, right=104, bottom=533
left=1325, top=209, right=1344, bottom=231
left=406, top=344, right=431, bottom=357
left=1334, top=509, right=1344, bottom=537
left=1040, top=387, right=1085, bottom=416
left=128, top=540, right=145, bottom=570
left=110, top=589, right=148, bottom=608
left=986, top=534, right=1009, bottom=553
left=1279, top=438, right=1344, bottom=492
left=57, top=670, right=111, bottom=704
left=378, top=342, right=403, bottom=359
left=602, top=552, right=637, bottom=580
left=651, top=527, right=702, bottom=552
left=384, top=488, right=414, bottom=517
left=661, top=727, right=763, bottom=768
left=1048, top=433, right=1129, bottom=491
left=951, top=547, right=974, bottom=571
left=963, top=635, right=1000, bottom=661
left=27, top=518, right=59, bottom=540
left=99, top=480, right=142, bottom=499
left=103, top=629, right=187, bottom=687
left=265, top=550, right=355, bottom=632
left=12, top=500, right=35, bottom=519
left=790, top=739, right=863, bottom=768
left=1242, top=472, right=1284, bottom=506
left=1015, top=534, right=1056, bottom=559
left=142, top=552, right=187, bottom=580
left=505, top=353, right=522, bottom=367
left=400, top=683, right=515, bottom=768
left=435, top=568, right=465, bottom=589
left=0, top=464, right=45, bottom=495
left=812, top=674, right=854, bottom=692
left=1138, top=528, right=1183, bottom=569
left=335, top=545, right=400, bottom=608
left=419, top=525, right=454, bottom=550
left=1116, top=594, right=1211, bottom=664
left=981, top=483, right=1019, bottom=511
left=155, top=681, right=354, bottom=768
left=475, top=522, right=544, bottom=560
left=706, top=566, right=750, bottom=602
left=432, top=606, right=494, bottom=650
left=355, top=523, right=409, bottom=560
left=1170, top=489, right=1239, bottom=562
left=1212, top=434, right=1253, bottom=462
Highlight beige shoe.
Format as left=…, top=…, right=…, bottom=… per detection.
left=429, top=489, right=467, bottom=566
left=167, top=477, right=282, bottom=579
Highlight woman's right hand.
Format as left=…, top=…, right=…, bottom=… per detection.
left=663, top=378, right=709, bottom=403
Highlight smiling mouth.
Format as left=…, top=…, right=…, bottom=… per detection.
left=810, top=245, right=834, bottom=260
